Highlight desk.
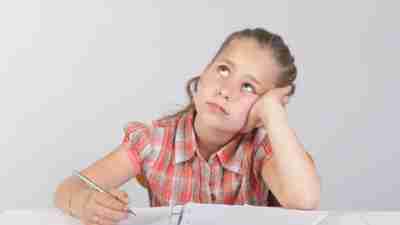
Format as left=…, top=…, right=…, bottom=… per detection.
left=0, top=207, right=170, bottom=225
left=1, top=204, right=400, bottom=225
left=0, top=208, right=80, bottom=225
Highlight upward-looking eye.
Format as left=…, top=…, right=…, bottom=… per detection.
left=217, top=65, right=230, bottom=77
left=241, top=82, right=256, bottom=94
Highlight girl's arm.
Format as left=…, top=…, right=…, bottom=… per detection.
left=261, top=115, right=321, bottom=210
left=246, top=85, right=320, bottom=210
left=54, top=144, right=136, bottom=217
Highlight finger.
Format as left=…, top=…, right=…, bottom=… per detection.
left=90, top=214, right=116, bottom=225
left=83, top=221, right=98, bottom=225
left=284, top=85, right=292, bottom=94
left=109, top=189, right=130, bottom=204
left=90, top=215, right=100, bottom=224
left=93, top=201, right=129, bottom=222
left=90, top=215, right=118, bottom=225
left=95, top=192, right=127, bottom=212
left=96, top=214, right=119, bottom=225
left=277, top=85, right=292, bottom=97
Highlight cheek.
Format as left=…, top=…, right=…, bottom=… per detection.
left=200, top=74, right=217, bottom=90
left=193, top=78, right=210, bottom=109
left=194, top=76, right=215, bottom=100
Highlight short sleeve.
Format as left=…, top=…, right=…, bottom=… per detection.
left=122, top=121, right=152, bottom=177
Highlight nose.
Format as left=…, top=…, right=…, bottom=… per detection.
left=216, top=80, right=236, bottom=101
left=217, top=88, right=230, bottom=101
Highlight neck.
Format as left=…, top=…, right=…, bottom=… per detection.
left=193, top=111, right=237, bottom=161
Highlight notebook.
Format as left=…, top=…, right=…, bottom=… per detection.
left=122, top=202, right=329, bottom=225
left=3, top=204, right=399, bottom=225
left=0, top=204, right=329, bottom=225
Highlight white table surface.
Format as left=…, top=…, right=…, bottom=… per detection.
left=1, top=206, right=400, bottom=225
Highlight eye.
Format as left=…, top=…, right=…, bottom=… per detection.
left=217, top=65, right=230, bottom=78
left=241, top=82, right=256, bottom=94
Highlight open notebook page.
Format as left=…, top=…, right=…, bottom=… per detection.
left=179, top=203, right=329, bottom=225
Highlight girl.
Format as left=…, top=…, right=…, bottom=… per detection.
left=54, top=28, right=321, bottom=225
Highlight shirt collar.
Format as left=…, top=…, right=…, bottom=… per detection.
left=173, top=109, right=248, bottom=175
left=216, top=134, right=244, bottom=174
left=174, top=109, right=197, bottom=164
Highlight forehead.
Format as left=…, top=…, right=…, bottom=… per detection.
left=215, top=38, right=280, bottom=88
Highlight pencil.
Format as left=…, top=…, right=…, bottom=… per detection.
left=73, top=170, right=136, bottom=216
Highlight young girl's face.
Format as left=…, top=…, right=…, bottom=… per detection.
left=194, top=38, right=281, bottom=133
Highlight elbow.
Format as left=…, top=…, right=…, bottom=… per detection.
left=283, top=177, right=321, bottom=210
left=280, top=190, right=321, bottom=210
left=282, top=197, right=320, bottom=210
left=296, top=197, right=320, bottom=210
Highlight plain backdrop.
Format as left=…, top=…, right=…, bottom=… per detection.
left=1, top=0, right=399, bottom=211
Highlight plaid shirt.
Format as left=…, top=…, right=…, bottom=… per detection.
left=122, top=109, right=273, bottom=207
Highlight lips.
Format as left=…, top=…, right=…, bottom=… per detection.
left=206, top=102, right=229, bottom=115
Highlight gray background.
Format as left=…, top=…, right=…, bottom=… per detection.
left=1, top=0, right=399, bottom=211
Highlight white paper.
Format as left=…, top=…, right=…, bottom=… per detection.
left=2, top=206, right=400, bottom=225
left=315, top=212, right=367, bottom=225
left=180, top=203, right=330, bottom=225
left=360, top=211, right=400, bottom=225
left=119, top=206, right=170, bottom=225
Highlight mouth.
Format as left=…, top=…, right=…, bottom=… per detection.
left=206, top=102, right=229, bottom=115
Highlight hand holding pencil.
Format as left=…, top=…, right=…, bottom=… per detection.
left=73, top=171, right=135, bottom=225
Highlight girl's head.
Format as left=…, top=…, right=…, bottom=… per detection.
left=168, top=28, right=297, bottom=133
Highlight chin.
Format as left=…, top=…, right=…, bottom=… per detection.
left=197, top=109, right=244, bottom=132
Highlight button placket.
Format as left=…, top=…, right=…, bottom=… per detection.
left=209, top=157, right=217, bottom=202
left=201, top=160, right=212, bottom=203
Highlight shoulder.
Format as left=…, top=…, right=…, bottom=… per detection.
left=152, top=113, right=181, bottom=128
left=123, top=113, right=183, bottom=141
left=122, top=121, right=153, bottom=150
left=124, top=121, right=152, bottom=139
left=150, top=113, right=186, bottom=137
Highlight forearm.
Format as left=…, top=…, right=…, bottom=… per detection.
left=54, top=176, right=92, bottom=218
left=262, top=114, right=321, bottom=209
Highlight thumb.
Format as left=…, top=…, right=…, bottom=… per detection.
left=109, top=189, right=130, bottom=204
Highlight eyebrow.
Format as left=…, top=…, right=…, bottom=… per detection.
left=221, top=58, right=262, bottom=86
